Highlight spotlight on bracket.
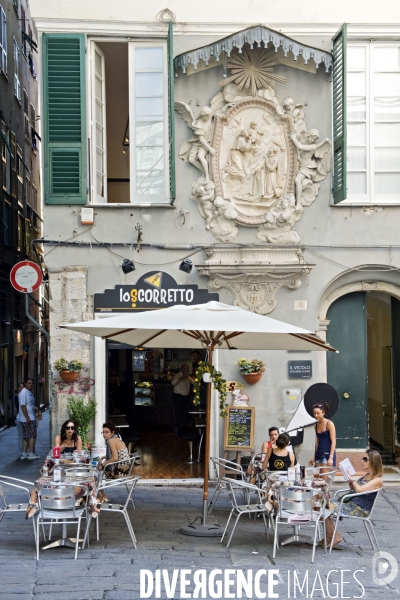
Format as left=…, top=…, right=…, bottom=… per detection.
left=121, top=259, right=136, bottom=274
left=179, top=259, right=193, bottom=274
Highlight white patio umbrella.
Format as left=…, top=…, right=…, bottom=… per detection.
left=61, top=301, right=337, bottom=536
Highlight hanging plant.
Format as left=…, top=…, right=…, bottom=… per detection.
left=236, top=358, right=265, bottom=384
left=192, top=361, right=228, bottom=418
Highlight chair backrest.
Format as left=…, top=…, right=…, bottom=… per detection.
left=211, top=457, right=245, bottom=481
left=64, top=466, right=94, bottom=478
left=222, top=478, right=240, bottom=510
left=222, top=477, right=262, bottom=509
left=99, top=475, right=141, bottom=508
left=39, top=483, right=86, bottom=516
left=343, top=487, right=383, bottom=519
left=0, top=476, right=33, bottom=509
left=278, top=486, right=314, bottom=519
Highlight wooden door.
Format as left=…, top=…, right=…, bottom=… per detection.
left=327, top=292, right=368, bottom=449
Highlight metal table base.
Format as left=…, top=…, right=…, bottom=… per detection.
left=42, top=522, right=83, bottom=550
left=280, top=525, right=313, bottom=546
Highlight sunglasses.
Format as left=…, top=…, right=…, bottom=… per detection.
left=362, top=456, right=369, bottom=462
left=65, top=425, right=75, bottom=430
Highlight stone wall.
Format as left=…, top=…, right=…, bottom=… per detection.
left=48, top=267, right=92, bottom=442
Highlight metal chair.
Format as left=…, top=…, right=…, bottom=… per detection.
left=36, top=482, right=89, bottom=559
left=220, top=478, right=270, bottom=548
left=329, top=487, right=383, bottom=553
left=97, top=456, right=138, bottom=509
left=208, top=457, right=247, bottom=513
left=0, top=475, right=44, bottom=542
left=84, top=475, right=141, bottom=549
left=273, top=485, right=327, bottom=564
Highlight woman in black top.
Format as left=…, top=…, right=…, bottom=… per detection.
left=262, top=433, right=295, bottom=472
left=54, top=419, right=82, bottom=456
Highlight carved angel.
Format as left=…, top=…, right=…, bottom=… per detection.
left=175, top=101, right=215, bottom=183
left=290, top=130, right=332, bottom=207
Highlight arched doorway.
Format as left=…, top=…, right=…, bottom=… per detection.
left=326, top=290, right=400, bottom=464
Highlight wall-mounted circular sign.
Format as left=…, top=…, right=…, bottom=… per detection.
left=10, top=260, right=43, bottom=293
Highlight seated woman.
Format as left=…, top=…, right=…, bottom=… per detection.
left=323, top=448, right=383, bottom=548
left=97, top=422, right=131, bottom=480
left=262, top=433, right=295, bottom=472
left=247, top=426, right=280, bottom=481
left=261, top=426, right=279, bottom=454
left=54, top=419, right=82, bottom=457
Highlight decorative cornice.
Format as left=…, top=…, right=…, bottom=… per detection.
left=195, top=246, right=314, bottom=313
left=174, top=24, right=333, bottom=74
left=32, top=19, right=400, bottom=40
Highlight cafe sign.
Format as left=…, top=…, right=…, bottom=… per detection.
left=94, top=271, right=219, bottom=313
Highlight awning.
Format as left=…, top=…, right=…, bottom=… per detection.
left=174, top=24, right=333, bottom=74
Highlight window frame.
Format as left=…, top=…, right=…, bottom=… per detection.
left=3, top=199, right=11, bottom=245
left=340, top=40, right=400, bottom=206
left=13, top=37, right=20, bottom=103
left=129, top=41, right=170, bottom=204
left=0, top=6, right=7, bottom=76
left=88, top=38, right=170, bottom=205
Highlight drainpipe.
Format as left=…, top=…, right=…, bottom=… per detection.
left=25, top=294, right=49, bottom=339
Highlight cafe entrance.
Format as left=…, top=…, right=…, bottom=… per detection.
left=106, top=342, right=207, bottom=479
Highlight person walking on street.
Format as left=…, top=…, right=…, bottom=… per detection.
left=170, top=364, right=193, bottom=436
left=14, top=382, right=25, bottom=454
left=17, top=378, right=40, bottom=460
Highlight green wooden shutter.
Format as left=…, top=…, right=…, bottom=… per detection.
left=332, top=23, right=347, bottom=204
left=168, top=21, right=176, bottom=203
left=43, top=34, right=87, bottom=205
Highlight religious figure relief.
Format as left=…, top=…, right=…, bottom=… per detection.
left=175, top=48, right=332, bottom=244
left=290, top=131, right=332, bottom=208
left=257, top=194, right=303, bottom=244
left=175, top=102, right=215, bottom=183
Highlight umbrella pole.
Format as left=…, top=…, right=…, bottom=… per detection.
left=180, top=343, right=223, bottom=537
left=201, top=345, right=213, bottom=526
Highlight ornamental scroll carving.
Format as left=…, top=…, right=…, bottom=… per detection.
left=175, top=79, right=332, bottom=244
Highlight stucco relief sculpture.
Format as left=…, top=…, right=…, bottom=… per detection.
left=175, top=50, right=332, bottom=244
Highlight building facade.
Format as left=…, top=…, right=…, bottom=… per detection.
left=30, top=0, right=400, bottom=472
left=0, top=0, right=44, bottom=427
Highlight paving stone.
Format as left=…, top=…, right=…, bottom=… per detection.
left=1, top=417, right=400, bottom=599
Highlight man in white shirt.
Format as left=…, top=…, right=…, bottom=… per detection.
left=17, top=378, right=40, bottom=460
left=170, top=364, right=193, bottom=436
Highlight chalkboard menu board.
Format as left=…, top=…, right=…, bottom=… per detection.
left=224, top=407, right=255, bottom=451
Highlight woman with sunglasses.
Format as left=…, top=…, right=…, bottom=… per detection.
left=308, top=401, right=336, bottom=471
left=322, top=449, right=383, bottom=548
left=54, top=419, right=82, bottom=456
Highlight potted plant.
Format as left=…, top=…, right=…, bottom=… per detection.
left=236, top=358, right=266, bottom=384
left=54, top=357, right=83, bottom=384
left=193, top=361, right=228, bottom=417
left=67, top=395, right=97, bottom=448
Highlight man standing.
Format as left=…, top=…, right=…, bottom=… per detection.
left=17, top=378, right=40, bottom=460
left=170, top=364, right=193, bottom=436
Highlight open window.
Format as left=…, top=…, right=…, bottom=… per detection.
left=89, top=40, right=170, bottom=204
left=333, top=24, right=400, bottom=204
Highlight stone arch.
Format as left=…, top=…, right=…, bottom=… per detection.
left=318, top=279, right=400, bottom=338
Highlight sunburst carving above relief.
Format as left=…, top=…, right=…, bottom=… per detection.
left=220, top=49, right=286, bottom=96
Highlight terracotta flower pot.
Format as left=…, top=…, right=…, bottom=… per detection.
left=59, top=370, right=79, bottom=384
left=242, top=372, right=262, bottom=385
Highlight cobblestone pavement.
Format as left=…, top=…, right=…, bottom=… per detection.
left=1, top=414, right=400, bottom=599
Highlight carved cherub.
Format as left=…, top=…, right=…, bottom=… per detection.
left=175, top=102, right=215, bottom=183
left=290, top=130, right=332, bottom=208
left=191, top=180, right=216, bottom=230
